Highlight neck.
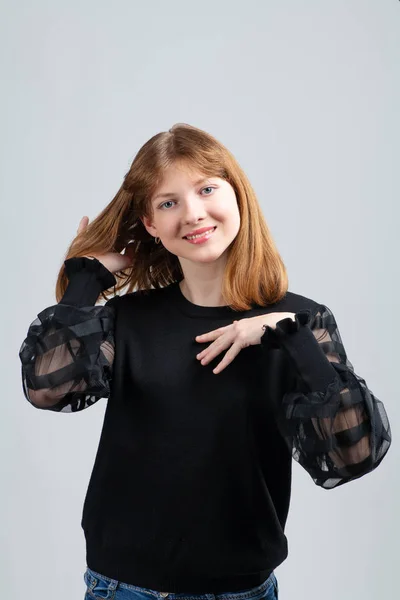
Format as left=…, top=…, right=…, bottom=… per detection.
left=178, top=259, right=227, bottom=307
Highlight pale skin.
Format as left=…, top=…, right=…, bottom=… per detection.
left=141, top=162, right=241, bottom=308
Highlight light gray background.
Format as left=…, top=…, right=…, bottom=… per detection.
left=1, top=1, right=398, bottom=598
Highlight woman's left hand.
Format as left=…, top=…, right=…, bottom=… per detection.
left=195, top=312, right=296, bottom=374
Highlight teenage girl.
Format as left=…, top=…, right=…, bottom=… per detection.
left=19, top=123, right=391, bottom=600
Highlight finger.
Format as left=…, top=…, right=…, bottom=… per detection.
left=198, top=337, right=230, bottom=365
left=77, top=216, right=89, bottom=235
left=212, top=343, right=242, bottom=374
left=195, top=328, right=225, bottom=343
left=197, top=339, right=224, bottom=361
left=123, top=242, right=136, bottom=262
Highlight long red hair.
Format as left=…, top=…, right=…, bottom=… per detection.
left=55, top=123, right=288, bottom=311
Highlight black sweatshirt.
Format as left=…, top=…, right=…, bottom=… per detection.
left=19, top=257, right=391, bottom=594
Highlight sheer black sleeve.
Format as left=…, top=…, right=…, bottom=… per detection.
left=19, top=257, right=118, bottom=413
left=261, top=305, right=392, bottom=489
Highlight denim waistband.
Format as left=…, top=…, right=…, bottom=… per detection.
left=84, top=566, right=278, bottom=599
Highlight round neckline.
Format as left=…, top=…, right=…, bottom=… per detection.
left=168, top=281, right=237, bottom=318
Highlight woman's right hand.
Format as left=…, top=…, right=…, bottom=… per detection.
left=77, top=216, right=135, bottom=275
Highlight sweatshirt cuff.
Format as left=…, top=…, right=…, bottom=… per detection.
left=59, top=257, right=117, bottom=306
left=261, top=309, right=338, bottom=393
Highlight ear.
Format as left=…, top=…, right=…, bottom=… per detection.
left=140, top=215, right=158, bottom=237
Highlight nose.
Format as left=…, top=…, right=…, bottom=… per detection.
left=181, top=196, right=207, bottom=225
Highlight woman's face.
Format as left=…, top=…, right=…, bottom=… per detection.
left=142, top=161, right=241, bottom=266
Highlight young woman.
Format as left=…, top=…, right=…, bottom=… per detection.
left=19, top=123, right=391, bottom=600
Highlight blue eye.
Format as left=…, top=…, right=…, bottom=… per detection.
left=202, top=186, right=215, bottom=195
left=160, top=200, right=176, bottom=210
left=158, top=186, right=216, bottom=210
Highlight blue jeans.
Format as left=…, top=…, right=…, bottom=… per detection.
left=83, top=567, right=279, bottom=600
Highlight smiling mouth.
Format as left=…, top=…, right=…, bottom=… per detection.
left=183, top=226, right=217, bottom=241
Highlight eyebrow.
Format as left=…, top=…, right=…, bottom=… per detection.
left=153, top=177, right=211, bottom=201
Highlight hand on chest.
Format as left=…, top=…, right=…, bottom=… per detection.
left=123, top=324, right=266, bottom=407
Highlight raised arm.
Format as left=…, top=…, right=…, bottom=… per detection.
left=261, top=305, right=392, bottom=489
left=19, top=257, right=118, bottom=413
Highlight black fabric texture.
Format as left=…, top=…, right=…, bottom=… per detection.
left=19, top=257, right=392, bottom=593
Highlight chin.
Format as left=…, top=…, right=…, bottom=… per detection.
left=178, top=247, right=229, bottom=264
left=165, top=238, right=233, bottom=262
